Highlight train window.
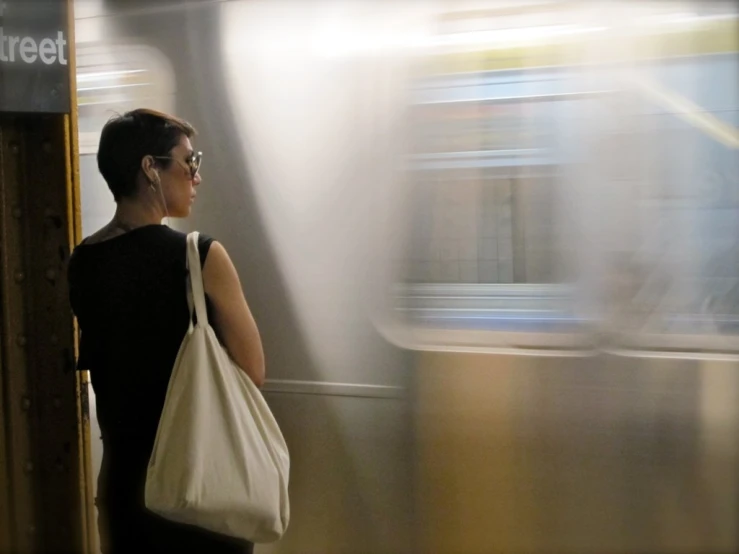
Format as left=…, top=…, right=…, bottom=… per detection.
left=389, top=50, right=602, bottom=352
left=405, top=96, right=573, bottom=286
left=603, top=11, right=739, bottom=354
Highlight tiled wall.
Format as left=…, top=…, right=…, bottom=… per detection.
left=405, top=175, right=558, bottom=284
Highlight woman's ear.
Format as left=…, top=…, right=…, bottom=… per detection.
left=141, top=155, right=159, bottom=185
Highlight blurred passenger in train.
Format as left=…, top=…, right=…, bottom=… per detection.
left=67, top=108, right=265, bottom=553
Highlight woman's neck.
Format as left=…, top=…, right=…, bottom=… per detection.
left=113, top=197, right=164, bottom=230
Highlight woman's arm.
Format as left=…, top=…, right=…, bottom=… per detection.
left=202, top=241, right=265, bottom=387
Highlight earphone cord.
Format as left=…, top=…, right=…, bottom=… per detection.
left=155, top=177, right=170, bottom=227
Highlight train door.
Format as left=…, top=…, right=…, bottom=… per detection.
left=600, top=5, right=739, bottom=547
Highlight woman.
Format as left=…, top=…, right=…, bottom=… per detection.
left=67, top=108, right=265, bottom=553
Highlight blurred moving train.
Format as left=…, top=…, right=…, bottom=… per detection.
left=73, top=1, right=739, bottom=552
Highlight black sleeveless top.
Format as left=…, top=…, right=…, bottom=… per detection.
left=69, top=225, right=213, bottom=444
left=68, top=225, right=251, bottom=552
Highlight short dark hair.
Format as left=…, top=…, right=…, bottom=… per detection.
left=97, top=108, right=197, bottom=201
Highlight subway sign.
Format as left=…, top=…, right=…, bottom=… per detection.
left=0, top=0, right=71, bottom=113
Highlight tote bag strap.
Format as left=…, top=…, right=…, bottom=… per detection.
left=186, top=231, right=209, bottom=329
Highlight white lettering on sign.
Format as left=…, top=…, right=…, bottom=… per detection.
left=0, top=29, right=67, bottom=65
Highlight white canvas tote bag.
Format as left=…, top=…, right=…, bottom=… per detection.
left=145, top=231, right=290, bottom=543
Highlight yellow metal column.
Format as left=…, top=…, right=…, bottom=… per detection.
left=65, top=2, right=96, bottom=552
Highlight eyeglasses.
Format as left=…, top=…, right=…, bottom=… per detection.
left=153, top=151, right=203, bottom=179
